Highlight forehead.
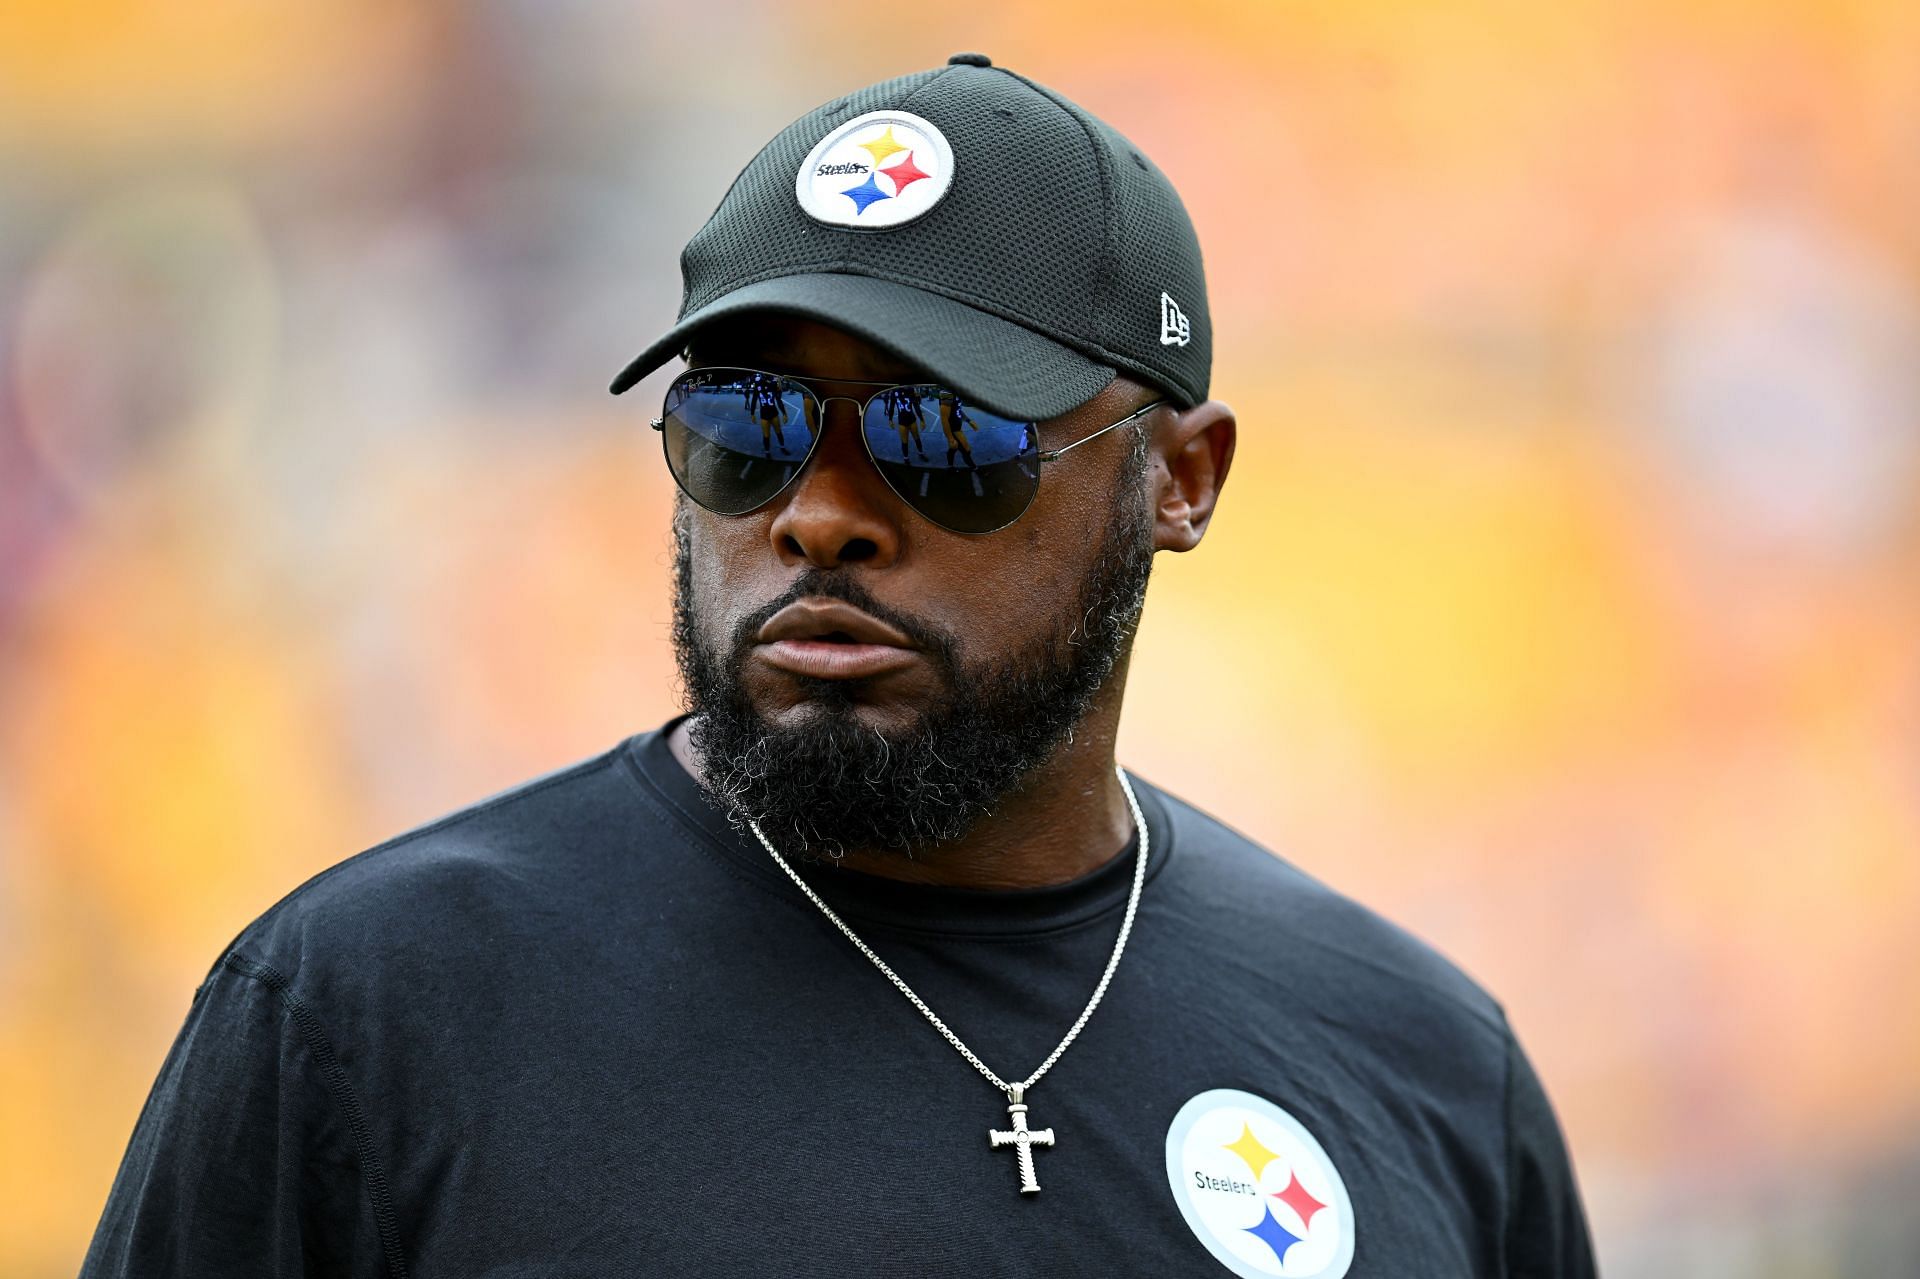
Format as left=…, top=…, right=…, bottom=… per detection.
left=684, top=314, right=931, bottom=384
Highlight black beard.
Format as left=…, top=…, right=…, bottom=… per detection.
left=669, top=428, right=1156, bottom=863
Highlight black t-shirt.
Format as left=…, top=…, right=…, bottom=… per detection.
left=81, top=716, right=1596, bottom=1278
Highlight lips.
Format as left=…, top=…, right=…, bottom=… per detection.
left=753, top=598, right=920, bottom=681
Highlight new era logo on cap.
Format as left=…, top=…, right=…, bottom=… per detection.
left=1160, top=292, right=1191, bottom=347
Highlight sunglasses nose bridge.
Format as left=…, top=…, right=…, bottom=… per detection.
left=788, top=391, right=892, bottom=498
left=810, top=393, right=872, bottom=438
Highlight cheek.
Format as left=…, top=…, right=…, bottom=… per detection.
left=683, top=518, right=764, bottom=639
left=1018, top=473, right=1114, bottom=597
left=949, top=521, right=1095, bottom=650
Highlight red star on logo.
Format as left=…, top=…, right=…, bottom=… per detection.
left=881, top=150, right=931, bottom=195
left=1272, top=1169, right=1328, bottom=1231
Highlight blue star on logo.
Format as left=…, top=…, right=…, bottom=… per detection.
left=840, top=173, right=892, bottom=215
left=1243, top=1202, right=1303, bottom=1267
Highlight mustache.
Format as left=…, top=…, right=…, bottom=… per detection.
left=725, top=570, right=959, bottom=672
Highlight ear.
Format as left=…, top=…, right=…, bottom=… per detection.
left=1149, top=399, right=1237, bottom=553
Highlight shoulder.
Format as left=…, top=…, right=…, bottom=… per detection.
left=210, top=739, right=639, bottom=997
left=1143, top=778, right=1507, bottom=1037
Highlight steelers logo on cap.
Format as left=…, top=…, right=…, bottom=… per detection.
left=794, top=109, right=955, bottom=230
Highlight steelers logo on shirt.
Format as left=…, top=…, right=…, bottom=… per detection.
left=794, top=109, right=955, bottom=229
left=1165, top=1089, right=1356, bottom=1278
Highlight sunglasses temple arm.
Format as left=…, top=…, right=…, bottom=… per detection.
left=1036, top=400, right=1166, bottom=463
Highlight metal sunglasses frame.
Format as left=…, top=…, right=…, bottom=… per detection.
left=650, top=364, right=1167, bottom=534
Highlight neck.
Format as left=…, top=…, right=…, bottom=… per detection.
left=664, top=685, right=1137, bottom=891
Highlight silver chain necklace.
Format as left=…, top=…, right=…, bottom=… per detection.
left=747, top=762, right=1150, bottom=1195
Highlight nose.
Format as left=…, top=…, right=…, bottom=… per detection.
left=766, top=397, right=904, bottom=569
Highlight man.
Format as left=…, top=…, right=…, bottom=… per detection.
left=81, top=54, right=1595, bottom=1277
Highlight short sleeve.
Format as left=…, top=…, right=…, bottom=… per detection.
left=79, top=954, right=395, bottom=1278
left=1502, top=1017, right=1598, bottom=1278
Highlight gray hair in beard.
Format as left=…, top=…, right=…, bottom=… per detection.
left=669, top=422, right=1156, bottom=863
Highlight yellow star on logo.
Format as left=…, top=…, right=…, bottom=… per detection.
left=858, top=125, right=906, bottom=166
left=1222, top=1122, right=1281, bottom=1180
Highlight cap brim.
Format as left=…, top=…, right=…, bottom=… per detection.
left=607, top=273, right=1115, bottom=422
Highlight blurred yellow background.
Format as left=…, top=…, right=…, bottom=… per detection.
left=3, top=1, right=1918, bottom=1274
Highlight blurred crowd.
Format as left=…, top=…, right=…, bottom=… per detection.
left=2, top=2, right=1917, bottom=1274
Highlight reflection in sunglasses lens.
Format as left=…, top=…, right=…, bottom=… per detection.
left=861, top=389, right=1039, bottom=534
left=663, top=372, right=818, bottom=514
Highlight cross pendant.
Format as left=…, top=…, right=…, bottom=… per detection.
left=987, top=1085, right=1055, bottom=1194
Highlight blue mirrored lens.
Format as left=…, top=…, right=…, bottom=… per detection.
left=662, top=371, right=818, bottom=514
left=860, top=389, right=1039, bottom=533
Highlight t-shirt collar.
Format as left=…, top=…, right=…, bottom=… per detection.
left=621, top=713, right=1175, bottom=939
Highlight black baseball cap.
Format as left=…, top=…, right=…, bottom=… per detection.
left=608, top=53, right=1211, bottom=423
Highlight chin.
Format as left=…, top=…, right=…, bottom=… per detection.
left=755, top=682, right=927, bottom=737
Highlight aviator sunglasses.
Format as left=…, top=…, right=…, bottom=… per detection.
left=652, top=366, right=1165, bottom=535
